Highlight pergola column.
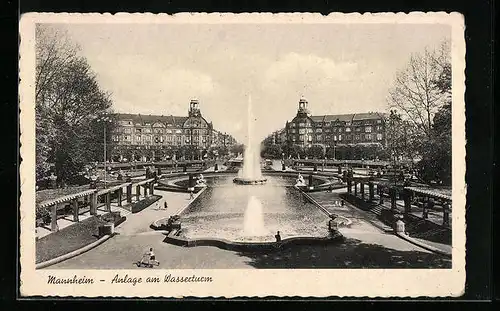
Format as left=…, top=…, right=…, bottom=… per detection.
left=347, top=179, right=352, bottom=194
left=126, top=184, right=132, bottom=203
left=403, top=189, right=412, bottom=215
left=144, top=185, right=149, bottom=197
left=354, top=181, right=357, bottom=196
left=150, top=181, right=154, bottom=196
left=369, top=182, right=374, bottom=201
left=390, top=188, right=397, bottom=211
left=72, top=199, right=79, bottom=222
left=90, top=192, right=97, bottom=215
left=105, top=192, right=111, bottom=212
left=117, top=188, right=123, bottom=207
left=136, top=185, right=141, bottom=201
left=361, top=182, right=365, bottom=200
left=51, top=203, right=58, bottom=232
left=379, top=186, right=384, bottom=204
left=443, top=202, right=450, bottom=226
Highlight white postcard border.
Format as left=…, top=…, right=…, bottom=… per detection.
left=19, top=12, right=466, bottom=298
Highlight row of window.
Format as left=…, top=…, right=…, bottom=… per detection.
left=288, top=119, right=383, bottom=128
left=288, top=125, right=383, bottom=134
left=290, top=133, right=384, bottom=142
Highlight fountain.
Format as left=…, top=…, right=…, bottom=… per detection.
left=233, top=94, right=267, bottom=185
left=243, top=196, right=268, bottom=237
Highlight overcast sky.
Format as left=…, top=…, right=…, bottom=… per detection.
left=51, top=23, right=450, bottom=143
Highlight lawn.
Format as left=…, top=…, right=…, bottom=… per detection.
left=36, top=216, right=108, bottom=264
left=130, top=195, right=162, bottom=213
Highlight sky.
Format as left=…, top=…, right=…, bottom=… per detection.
left=48, top=23, right=450, bottom=143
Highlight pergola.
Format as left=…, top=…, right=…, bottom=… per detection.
left=37, top=178, right=156, bottom=232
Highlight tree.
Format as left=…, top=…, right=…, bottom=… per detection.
left=417, top=103, right=452, bottom=184
left=387, top=39, right=452, bottom=184
left=388, top=39, right=451, bottom=140
left=35, top=25, right=113, bottom=183
left=261, top=144, right=282, bottom=159
left=306, top=144, right=326, bottom=159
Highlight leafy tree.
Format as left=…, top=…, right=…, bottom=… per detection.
left=306, top=144, right=326, bottom=159
left=261, top=144, right=282, bottom=159
left=35, top=25, right=113, bottom=184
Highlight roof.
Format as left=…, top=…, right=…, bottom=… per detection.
left=307, top=112, right=387, bottom=123
left=405, top=186, right=452, bottom=201
left=114, top=113, right=188, bottom=127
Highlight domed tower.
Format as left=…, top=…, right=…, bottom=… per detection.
left=188, top=98, right=202, bottom=117
left=297, top=96, right=310, bottom=117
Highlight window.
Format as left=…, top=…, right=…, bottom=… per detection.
left=325, top=129, right=330, bottom=133
left=365, top=126, right=372, bottom=133
left=135, top=135, right=141, bottom=141
left=338, top=135, right=342, bottom=141
left=136, top=128, right=142, bottom=133
left=299, top=128, right=306, bottom=134
left=315, top=128, right=322, bottom=133
left=345, top=127, right=351, bottom=132
left=292, top=136, right=296, bottom=142
left=377, top=120, right=382, bottom=124
left=291, top=129, right=296, bottom=134
left=308, top=135, right=313, bottom=142
left=124, top=128, right=132, bottom=134
left=377, top=133, right=383, bottom=141
left=299, top=122, right=305, bottom=127
left=299, top=135, right=304, bottom=141
left=355, top=135, right=360, bottom=140
left=176, top=129, right=182, bottom=134
left=316, top=135, right=322, bottom=141
left=307, top=128, right=313, bottom=133
left=333, top=135, right=337, bottom=141
left=365, top=134, right=371, bottom=140
left=376, top=126, right=382, bottom=131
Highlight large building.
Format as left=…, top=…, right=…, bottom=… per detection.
left=283, top=96, right=388, bottom=148
left=110, top=99, right=237, bottom=162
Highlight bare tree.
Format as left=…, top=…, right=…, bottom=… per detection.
left=388, top=40, right=451, bottom=139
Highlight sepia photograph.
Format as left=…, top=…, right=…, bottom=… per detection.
left=19, top=12, right=466, bottom=297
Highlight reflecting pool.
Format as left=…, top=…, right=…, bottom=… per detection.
left=180, top=175, right=330, bottom=242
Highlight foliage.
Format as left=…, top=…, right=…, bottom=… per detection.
left=326, top=143, right=388, bottom=160
left=260, top=144, right=282, bottom=159
left=387, top=39, right=452, bottom=184
left=35, top=25, right=114, bottom=183
left=306, top=144, right=326, bottom=159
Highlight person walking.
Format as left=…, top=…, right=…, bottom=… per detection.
left=163, top=201, right=168, bottom=210
left=189, top=191, right=194, bottom=200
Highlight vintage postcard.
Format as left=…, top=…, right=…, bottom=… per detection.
left=19, top=12, right=466, bottom=298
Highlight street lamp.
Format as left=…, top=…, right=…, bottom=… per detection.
left=97, top=114, right=112, bottom=188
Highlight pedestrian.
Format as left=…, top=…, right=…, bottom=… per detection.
left=164, top=202, right=168, bottom=210
left=190, top=191, right=194, bottom=200
left=275, top=231, right=281, bottom=242
left=341, top=200, right=345, bottom=206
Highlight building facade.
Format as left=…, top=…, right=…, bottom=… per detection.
left=110, top=99, right=237, bottom=162
left=284, top=97, right=387, bottom=148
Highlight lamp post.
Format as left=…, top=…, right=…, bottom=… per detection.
left=97, top=114, right=112, bottom=188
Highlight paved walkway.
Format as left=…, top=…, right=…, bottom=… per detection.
left=307, top=190, right=428, bottom=252
left=49, top=189, right=253, bottom=269
left=47, top=177, right=450, bottom=269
